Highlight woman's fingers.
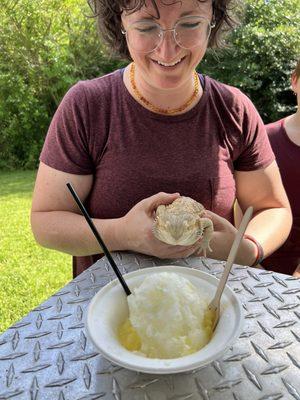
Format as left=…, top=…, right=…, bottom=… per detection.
left=203, top=209, right=229, bottom=230
left=140, top=192, right=180, bottom=214
left=157, top=242, right=201, bottom=259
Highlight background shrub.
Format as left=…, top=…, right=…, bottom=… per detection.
left=0, top=0, right=299, bottom=169
left=200, top=0, right=300, bottom=122
left=0, top=0, right=125, bottom=170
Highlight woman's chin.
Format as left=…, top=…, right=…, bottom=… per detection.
left=150, top=75, right=187, bottom=90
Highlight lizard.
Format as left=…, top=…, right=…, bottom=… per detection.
left=153, top=196, right=214, bottom=257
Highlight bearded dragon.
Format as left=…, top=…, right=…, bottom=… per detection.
left=153, top=196, right=214, bottom=257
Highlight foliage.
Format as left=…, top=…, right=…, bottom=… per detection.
left=0, top=170, right=71, bottom=333
left=0, top=0, right=125, bottom=170
left=200, top=0, right=300, bottom=123
left=0, top=0, right=299, bottom=169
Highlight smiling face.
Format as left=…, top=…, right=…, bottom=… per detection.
left=121, top=0, right=213, bottom=90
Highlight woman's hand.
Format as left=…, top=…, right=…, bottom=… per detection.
left=202, top=210, right=237, bottom=260
left=119, top=196, right=257, bottom=265
left=119, top=192, right=202, bottom=259
left=202, top=210, right=257, bottom=266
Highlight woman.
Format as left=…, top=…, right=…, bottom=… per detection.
left=31, top=0, right=292, bottom=277
left=262, top=60, right=300, bottom=277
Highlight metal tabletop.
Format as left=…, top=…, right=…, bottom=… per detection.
left=0, top=252, right=299, bottom=400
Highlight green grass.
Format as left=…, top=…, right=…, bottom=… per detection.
left=0, top=170, right=72, bottom=333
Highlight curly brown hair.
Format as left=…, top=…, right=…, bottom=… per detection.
left=88, top=0, right=239, bottom=59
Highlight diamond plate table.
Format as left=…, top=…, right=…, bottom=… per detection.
left=0, top=252, right=299, bottom=400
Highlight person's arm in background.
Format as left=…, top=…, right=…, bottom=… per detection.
left=293, top=265, right=300, bottom=278
left=204, top=160, right=292, bottom=267
left=31, top=162, right=200, bottom=260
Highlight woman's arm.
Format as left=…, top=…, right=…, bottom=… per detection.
left=235, top=160, right=292, bottom=262
left=31, top=162, right=122, bottom=256
left=204, top=161, right=292, bottom=266
left=31, top=162, right=200, bottom=259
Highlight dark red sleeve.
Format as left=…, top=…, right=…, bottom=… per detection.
left=40, top=82, right=94, bottom=175
left=233, top=91, right=275, bottom=171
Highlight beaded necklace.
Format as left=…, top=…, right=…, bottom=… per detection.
left=130, top=63, right=200, bottom=115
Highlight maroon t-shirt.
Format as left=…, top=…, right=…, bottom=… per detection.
left=40, top=69, right=274, bottom=276
left=262, top=119, right=300, bottom=275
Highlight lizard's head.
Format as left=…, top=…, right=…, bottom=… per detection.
left=153, top=211, right=202, bottom=246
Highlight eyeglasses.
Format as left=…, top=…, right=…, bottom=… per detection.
left=122, top=16, right=215, bottom=54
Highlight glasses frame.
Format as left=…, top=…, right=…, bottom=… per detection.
left=121, top=15, right=216, bottom=54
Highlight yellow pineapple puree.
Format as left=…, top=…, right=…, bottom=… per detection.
left=118, top=319, right=141, bottom=351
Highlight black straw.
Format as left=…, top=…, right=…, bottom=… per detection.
left=66, top=182, right=131, bottom=296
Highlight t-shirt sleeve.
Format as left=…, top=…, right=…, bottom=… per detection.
left=233, top=92, right=275, bottom=171
left=40, top=82, right=94, bottom=174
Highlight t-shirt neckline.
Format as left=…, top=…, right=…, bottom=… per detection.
left=281, top=118, right=300, bottom=149
left=118, top=68, right=209, bottom=122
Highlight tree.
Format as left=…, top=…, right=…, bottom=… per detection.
left=0, top=0, right=124, bottom=169
left=200, top=0, right=300, bottom=123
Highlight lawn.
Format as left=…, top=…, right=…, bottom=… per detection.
left=0, top=170, right=72, bottom=333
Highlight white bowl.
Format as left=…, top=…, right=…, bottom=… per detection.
left=86, top=266, right=244, bottom=374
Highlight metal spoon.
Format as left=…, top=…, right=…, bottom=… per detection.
left=208, top=206, right=253, bottom=331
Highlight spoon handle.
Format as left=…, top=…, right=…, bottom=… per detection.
left=212, top=206, right=253, bottom=307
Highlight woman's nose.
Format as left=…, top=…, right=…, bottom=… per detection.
left=156, top=29, right=180, bottom=58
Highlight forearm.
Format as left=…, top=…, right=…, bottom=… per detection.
left=31, top=211, right=126, bottom=256
left=244, top=207, right=292, bottom=258
left=206, top=206, right=292, bottom=267
left=234, top=162, right=293, bottom=266
left=208, top=231, right=257, bottom=267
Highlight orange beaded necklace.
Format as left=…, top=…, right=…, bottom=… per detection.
left=129, top=63, right=200, bottom=115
